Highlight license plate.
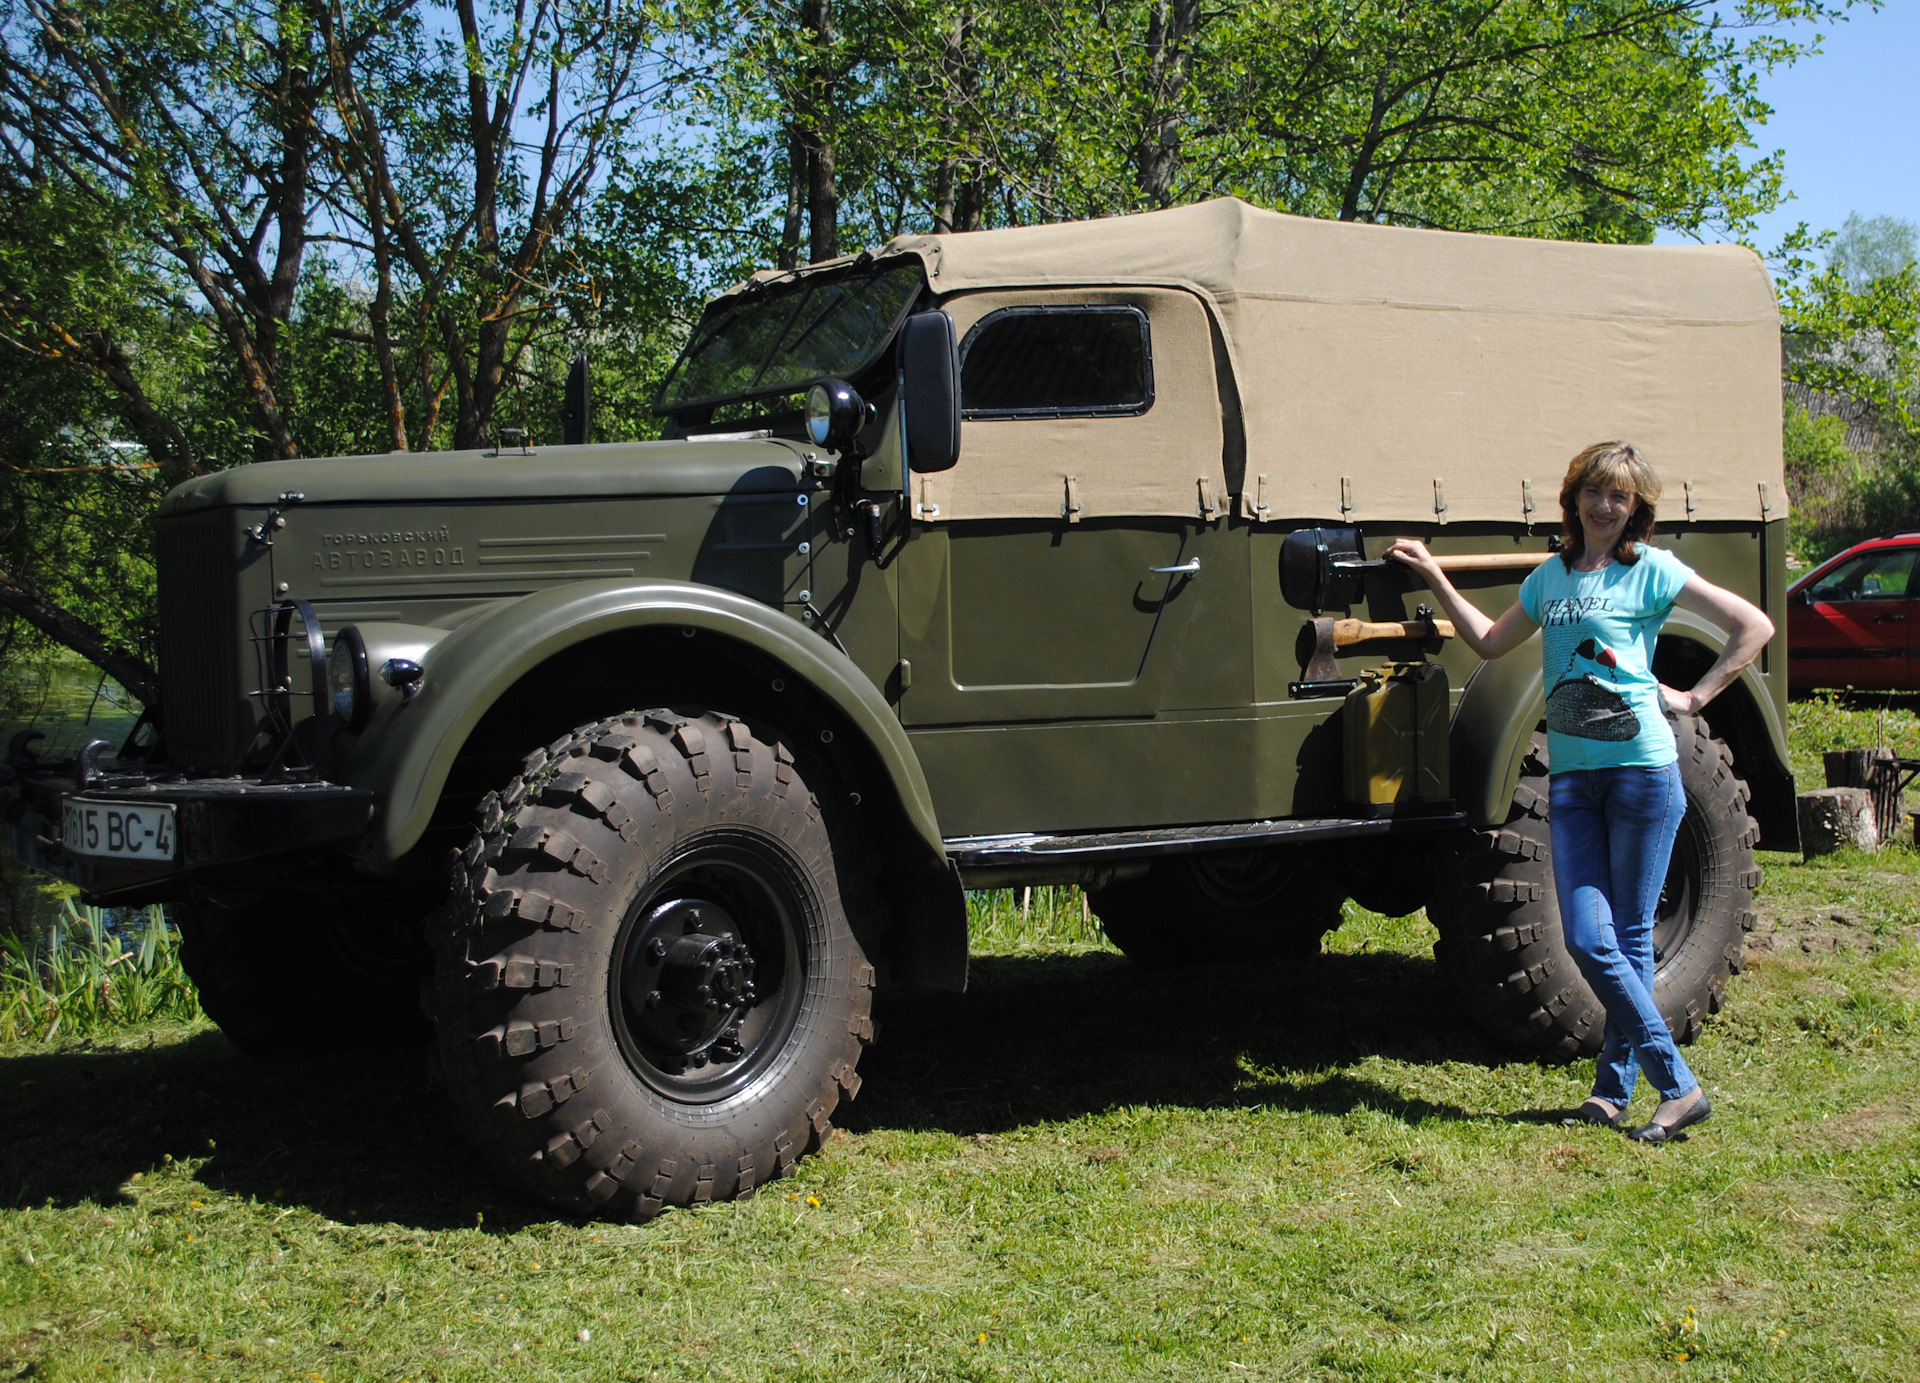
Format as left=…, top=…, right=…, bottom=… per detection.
left=61, top=798, right=177, bottom=862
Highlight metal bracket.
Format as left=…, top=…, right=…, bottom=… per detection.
left=240, top=598, right=332, bottom=779
left=74, top=739, right=111, bottom=791
left=246, top=490, right=306, bottom=546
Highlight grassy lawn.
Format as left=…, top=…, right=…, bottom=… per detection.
left=4, top=739, right=1919, bottom=1378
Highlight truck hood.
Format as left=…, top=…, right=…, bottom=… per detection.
left=159, top=438, right=809, bottom=515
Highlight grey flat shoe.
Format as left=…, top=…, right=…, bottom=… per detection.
left=1628, top=1090, right=1711, bottom=1144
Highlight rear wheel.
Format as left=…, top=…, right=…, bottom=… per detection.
left=1430, top=721, right=1758, bottom=1059
left=1087, top=848, right=1347, bottom=970
left=434, top=709, right=873, bottom=1219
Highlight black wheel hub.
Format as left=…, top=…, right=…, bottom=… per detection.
left=1188, top=850, right=1292, bottom=910
left=621, top=898, right=758, bottom=1068
left=608, top=834, right=808, bottom=1104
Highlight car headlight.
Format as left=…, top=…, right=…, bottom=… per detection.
left=328, top=626, right=371, bottom=731
left=805, top=379, right=869, bottom=451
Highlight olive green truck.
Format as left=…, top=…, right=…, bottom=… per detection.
left=6, top=198, right=1792, bottom=1218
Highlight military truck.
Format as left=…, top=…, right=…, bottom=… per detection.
left=7, top=197, right=1792, bottom=1218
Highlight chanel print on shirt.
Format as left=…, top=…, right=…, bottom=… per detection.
left=1518, top=546, right=1694, bottom=772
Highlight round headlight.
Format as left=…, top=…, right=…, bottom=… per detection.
left=804, top=379, right=868, bottom=451
left=328, top=625, right=371, bottom=730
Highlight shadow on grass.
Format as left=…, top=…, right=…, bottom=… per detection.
left=0, top=1029, right=537, bottom=1231
left=846, top=947, right=1508, bottom=1138
left=0, top=947, right=1506, bottom=1226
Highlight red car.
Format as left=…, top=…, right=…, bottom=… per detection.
left=1788, top=534, right=1920, bottom=693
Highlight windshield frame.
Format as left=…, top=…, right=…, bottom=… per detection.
left=652, top=259, right=925, bottom=416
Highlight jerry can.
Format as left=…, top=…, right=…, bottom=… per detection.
left=1343, top=662, right=1450, bottom=813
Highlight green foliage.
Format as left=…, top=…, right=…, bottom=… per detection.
left=0, top=898, right=201, bottom=1042
left=1778, top=207, right=1920, bottom=560
left=1783, top=399, right=1865, bottom=561
left=0, top=0, right=1884, bottom=692
left=1782, top=263, right=1920, bottom=439
left=1784, top=688, right=1920, bottom=789
left=967, top=886, right=1110, bottom=953
left=715, top=0, right=1858, bottom=250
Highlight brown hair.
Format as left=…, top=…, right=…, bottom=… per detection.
left=1559, top=441, right=1661, bottom=568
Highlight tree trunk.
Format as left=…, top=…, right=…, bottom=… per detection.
left=1134, top=0, right=1199, bottom=209
left=800, top=0, right=838, bottom=263
left=1824, top=748, right=1903, bottom=845
left=780, top=127, right=807, bottom=269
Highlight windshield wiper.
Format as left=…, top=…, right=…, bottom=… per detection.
left=780, top=276, right=874, bottom=360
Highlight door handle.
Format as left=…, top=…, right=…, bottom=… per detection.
left=1149, top=558, right=1201, bottom=575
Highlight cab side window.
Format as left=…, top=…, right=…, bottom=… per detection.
left=959, top=306, right=1153, bottom=420
left=1809, top=549, right=1919, bottom=602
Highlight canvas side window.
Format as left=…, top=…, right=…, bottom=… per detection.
left=959, top=306, right=1153, bottom=420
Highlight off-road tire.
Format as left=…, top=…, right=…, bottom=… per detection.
left=1430, top=720, right=1758, bottom=1060
left=1088, top=848, right=1348, bottom=970
left=434, top=709, right=873, bottom=1220
left=176, top=894, right=432, bottom=1059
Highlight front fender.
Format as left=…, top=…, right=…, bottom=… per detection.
left=1450, top=612, right=1790, bottom=828
left=342, top=579, right=941, bottom=866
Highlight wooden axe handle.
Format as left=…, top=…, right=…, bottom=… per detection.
left=1431, top=552, right=1554, bottom=572
left=1330, top=617, right=1456, bottom=646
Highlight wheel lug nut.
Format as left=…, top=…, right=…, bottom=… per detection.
left=646, top=937, right=668, bottom=962
left=644, top=989, right=663, bottom=1009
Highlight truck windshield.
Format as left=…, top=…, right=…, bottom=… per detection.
left=655, top=260, right=924, bottom=414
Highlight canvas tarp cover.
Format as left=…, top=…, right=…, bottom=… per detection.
left=859, top=197, right=1784, bottom=524
left=913, top=286, right=1228, bottom=524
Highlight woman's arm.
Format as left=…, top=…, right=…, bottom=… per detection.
left=1384, top=539, right=1538, bottom=660
left=1662, top=575, right=1776, bottom=714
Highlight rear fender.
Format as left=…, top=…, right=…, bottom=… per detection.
left=343, top=579, right=944, bottom=866
left=1451, top=613, right=1792, bottom=833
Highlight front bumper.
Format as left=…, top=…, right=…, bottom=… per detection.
left=6, top=768, right=373, bottom=903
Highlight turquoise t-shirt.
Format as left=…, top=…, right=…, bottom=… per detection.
left=1518, top=545, right=1694, bottom=773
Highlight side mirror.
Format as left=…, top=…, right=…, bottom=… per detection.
left=1280, top=526, right=1384, bottom=612
left=898, top=311, right=960, bottom=474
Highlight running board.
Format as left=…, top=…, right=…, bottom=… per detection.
left=946, top=811, right=1463, bottom=886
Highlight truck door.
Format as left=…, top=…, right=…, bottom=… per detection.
left=895, top=288, right=1230, bottom=727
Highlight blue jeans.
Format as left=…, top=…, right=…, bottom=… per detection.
left=1549, top=762, right=1696, bottom=1106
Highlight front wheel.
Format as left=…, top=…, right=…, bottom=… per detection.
left=1430, top=721, right=1758, bottom=1060
left=434, top=709, right=873, bottom=1219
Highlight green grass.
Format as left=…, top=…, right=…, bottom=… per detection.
left=1784, top=689, right=1920, bottom=792
left=0, top=898, right=202, bottom=1042
left=4, top=707, right=1919, bottom=1380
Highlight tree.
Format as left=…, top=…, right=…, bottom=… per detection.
left=0, top=0, right=728, bottom=702
left=1828, top=212, right=1918, bottom=291
left=1778, top=209, right=1920, bottom=557
left=718, top=0, right=1865, bottom=247
left=0, top=0, right=1883, bottom=702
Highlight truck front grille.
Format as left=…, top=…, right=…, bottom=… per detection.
left=156, top=510, right=246, bottom=770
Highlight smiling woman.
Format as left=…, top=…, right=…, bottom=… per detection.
left=1390, top=441, right=1775, bottom=1144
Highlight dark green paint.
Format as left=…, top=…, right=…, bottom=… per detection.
left=150, top=324, right=1789, bottom=882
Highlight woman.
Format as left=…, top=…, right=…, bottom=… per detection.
left=1387, top=442, right=1773, bottom=1143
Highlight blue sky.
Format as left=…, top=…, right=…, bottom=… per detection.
left=1675, top=1, right=1920, bottom=253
